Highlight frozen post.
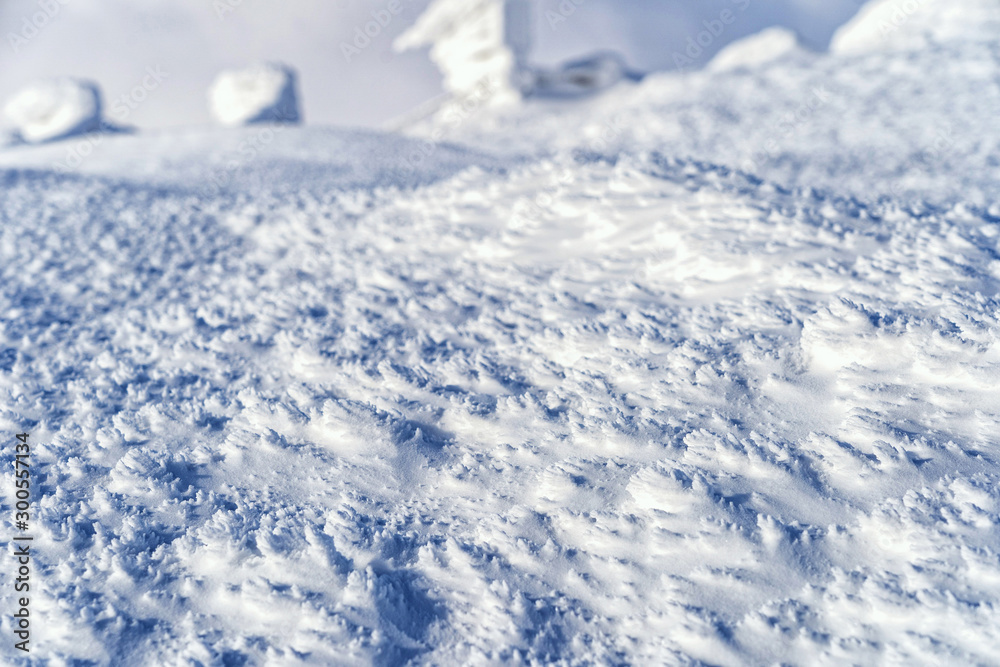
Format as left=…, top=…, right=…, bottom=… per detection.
left=394, top=0, right=534, bottom=109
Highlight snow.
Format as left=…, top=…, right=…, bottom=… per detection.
left=208, top=63, right=301, bottom=127
left=3, top=78, right=103, bottom=143
left=708, top=26, right=804, bottom=72
left=830, top=0, right=1000, bottom=54
left=1, top=0, right=1000, bottom=664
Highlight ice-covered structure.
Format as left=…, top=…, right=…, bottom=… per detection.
left=393, top=0, right=532, bottom=106
left=208, top=63, right=301, bottom=126
left=394, top=0, right=640, bottom=106
left=4, top=78, right=104, bottom=143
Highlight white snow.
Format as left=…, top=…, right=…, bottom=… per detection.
left=3, top=78, right=103, bottom=143
left=207, top=63, right=301, bottom=127
left=1, top=0, right=999, bottom=664
left=708, top=26, right=804, bottom=72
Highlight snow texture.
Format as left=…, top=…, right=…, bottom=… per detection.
left=3, top=78, right=103, bottom=144
left=0, top=0, right=999, bottom=664
left=208, top=63, right=301, bottom=127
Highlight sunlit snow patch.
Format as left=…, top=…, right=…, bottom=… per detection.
left=3, top=78, right=103, bottom=144
left=208, top=62, right=301, bottom=126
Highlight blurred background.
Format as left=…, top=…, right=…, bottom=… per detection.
left=0, top=0, right=866, bottom=131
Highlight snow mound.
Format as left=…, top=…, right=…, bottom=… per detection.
left=3, top=78, right=103, bottom=144
left=208, top=63, right=301, bottom=126
left=708, top=27, right=803, bottom=72
left=831, top=0, right=1000, bottom=54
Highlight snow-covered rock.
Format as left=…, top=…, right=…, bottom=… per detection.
left=208, top=63, right=301, bottom=126
left=708, top=26, right=803, bottom=72
left=3, top=78, right=103, bottom=143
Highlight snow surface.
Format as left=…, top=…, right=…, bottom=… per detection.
left=3, top=78, right=103, bottom=144
left=208, top=63, right=301, bottom=127
left=1, top=0, right=1000, bottom=665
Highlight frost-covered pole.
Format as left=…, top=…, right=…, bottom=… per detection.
left=394, top=0, right=534, bottom=111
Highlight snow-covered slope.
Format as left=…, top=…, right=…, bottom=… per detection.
left=2, top=131, right=1000, bottom=665
left=1, top=0, right=999, bottom=664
